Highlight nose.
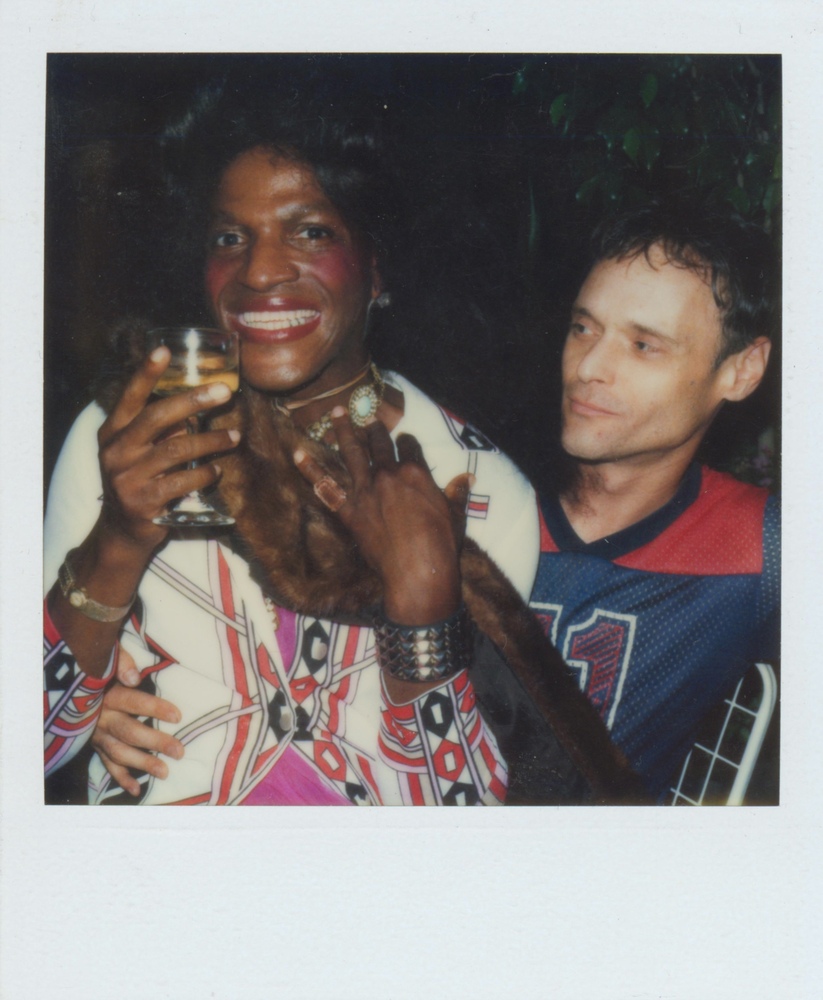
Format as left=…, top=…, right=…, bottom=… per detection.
left=572, top=333, right=616, bottom=385
left=238, top=237, right=299, bottom=291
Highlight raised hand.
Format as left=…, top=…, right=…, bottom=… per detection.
left=294, top=407, right=473, bottom=626
left=47, top=346, right=241, bottom=679
left=96, top=345, right=241, bottom=551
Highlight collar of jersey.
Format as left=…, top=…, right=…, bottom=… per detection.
left=540, top=462, right=703, bottom=560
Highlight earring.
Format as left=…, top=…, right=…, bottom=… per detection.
left=374, top=292, right=392, bottom=309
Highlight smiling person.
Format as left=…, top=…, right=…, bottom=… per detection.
left=44, top=87, right=639, bottom=806
left=528, top=201, right=780, bottom=799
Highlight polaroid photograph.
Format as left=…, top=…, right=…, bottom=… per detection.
left=1, top=3, right=820, bottom=998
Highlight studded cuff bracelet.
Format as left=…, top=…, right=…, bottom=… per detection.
left=373, top=605, right=474, bottom=683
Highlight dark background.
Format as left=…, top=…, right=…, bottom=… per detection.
left=45, top=52, right=780, bottom=498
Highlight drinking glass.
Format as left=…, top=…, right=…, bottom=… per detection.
left=147, top=327, right=239, bottom=527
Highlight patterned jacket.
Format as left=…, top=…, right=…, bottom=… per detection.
left=44, top=373, right=539, bottom=805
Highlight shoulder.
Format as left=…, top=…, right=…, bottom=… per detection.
left=47, top=402, right=108, bottom=494
left=385, top=370, right=534, bottom=499
left=386, top=371, right=501, bottom=454
left=699, top=466, right=773, bottom=513
left=688, top=467, right=774, bottom=547
left=47, top=401, right=107, bottom=491
left=61, top=401, right=108, bottom=445
left=619, top=466, right=773, bottom=576
left=48, top=402, right=108, bottom=485
left=385, top=372, right=539, bottom=598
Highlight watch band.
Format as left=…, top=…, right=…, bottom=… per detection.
left=57, top=549, right=135, bottom=623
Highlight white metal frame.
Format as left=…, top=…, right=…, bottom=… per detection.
left=669, top=662, right=777, bottom=806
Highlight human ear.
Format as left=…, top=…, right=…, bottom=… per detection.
left=720, top=337, right=772, bottom=402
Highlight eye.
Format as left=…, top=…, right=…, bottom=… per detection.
left=569, top=321, right=592, bottom=338
left=297, top=224, right=335, bottom=241
left=634, top=339, right=660, bottom=355
left=210, top=230, right=245, bottom=250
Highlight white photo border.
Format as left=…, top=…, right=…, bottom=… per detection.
left=2, top=3, right=821, bottom=998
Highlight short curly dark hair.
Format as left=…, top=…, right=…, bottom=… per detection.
left=590, top=199, right=779, bottom=364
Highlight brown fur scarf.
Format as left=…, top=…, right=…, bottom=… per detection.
left=98, top=359, right=644, bottom=804
left=212, top=390, right=644, bottom=804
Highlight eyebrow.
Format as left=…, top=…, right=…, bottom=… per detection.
left=280, top=202, right=341, bottom=219
left=571, top=304, right=596, bottom=321
left=211, top=202, right=340, bottom=222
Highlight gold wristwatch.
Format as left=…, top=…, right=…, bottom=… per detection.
left=58, top=549, right=135, bottom=623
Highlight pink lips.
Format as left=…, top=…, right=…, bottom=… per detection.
left=228, top=299, right=321, bottom=344
left=567, top=396, right=619, bottom=418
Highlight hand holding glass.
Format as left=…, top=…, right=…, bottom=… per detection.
left=147, top=327, right=239, bottom=527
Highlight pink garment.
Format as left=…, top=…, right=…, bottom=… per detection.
left=241, top=744, right=352, bottom=805
left=240, top=605, right=351, bottom=805
left=273, top=605, right=297, bottom=671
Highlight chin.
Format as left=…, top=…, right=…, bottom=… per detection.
left=562, top=430, right=600, bottom=459
left=242, top=372, right=306, bottom=396
left=239, top=350, right=310, bottom=395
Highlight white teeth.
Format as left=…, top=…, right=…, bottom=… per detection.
left=238, top=310, right=319, bottom=330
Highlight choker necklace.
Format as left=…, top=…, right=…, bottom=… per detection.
left=272, top=361, right=385, bottom=447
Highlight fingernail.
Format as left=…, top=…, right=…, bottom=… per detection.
left=155, top=762, right=169, bottom=780
left=294, top=448, right=306, bottom=463
left=331, top=406, right=346, bottom=418
left=364, top=415, right=378, bottom=426
left=213, top=463, right=222, bottom=477
left=206, top=382, right=231, bottom=401
left=124, top=666, right=142, bottom=687
left=228, top=429, right=241, bottom=444
left=170, top=743, right=184, bottom=760
left=170, top=708, right=182, bottom=724
left=150, top=346, right=168, bottom=362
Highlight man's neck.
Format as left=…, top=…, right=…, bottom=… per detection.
left=560, top=452, right=696, bottom=544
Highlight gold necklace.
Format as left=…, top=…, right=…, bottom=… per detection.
left=271, top=360, right=372, bottom=416
left=270, top=362, right=385, bottom=449
left=304, top=364, right=385, bottom=447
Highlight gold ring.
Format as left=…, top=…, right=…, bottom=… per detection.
left=313, top=475, right=348, bottom=512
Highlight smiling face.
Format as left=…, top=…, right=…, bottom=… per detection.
left=561, top=245, right=741, bottom=472
left=205, top=147, right=380, bottom=397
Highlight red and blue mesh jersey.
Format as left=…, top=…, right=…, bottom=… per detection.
left=529, top=464, right=780, bottom=797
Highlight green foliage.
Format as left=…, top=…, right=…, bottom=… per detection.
left=513, top=55, right=781, bottom=233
